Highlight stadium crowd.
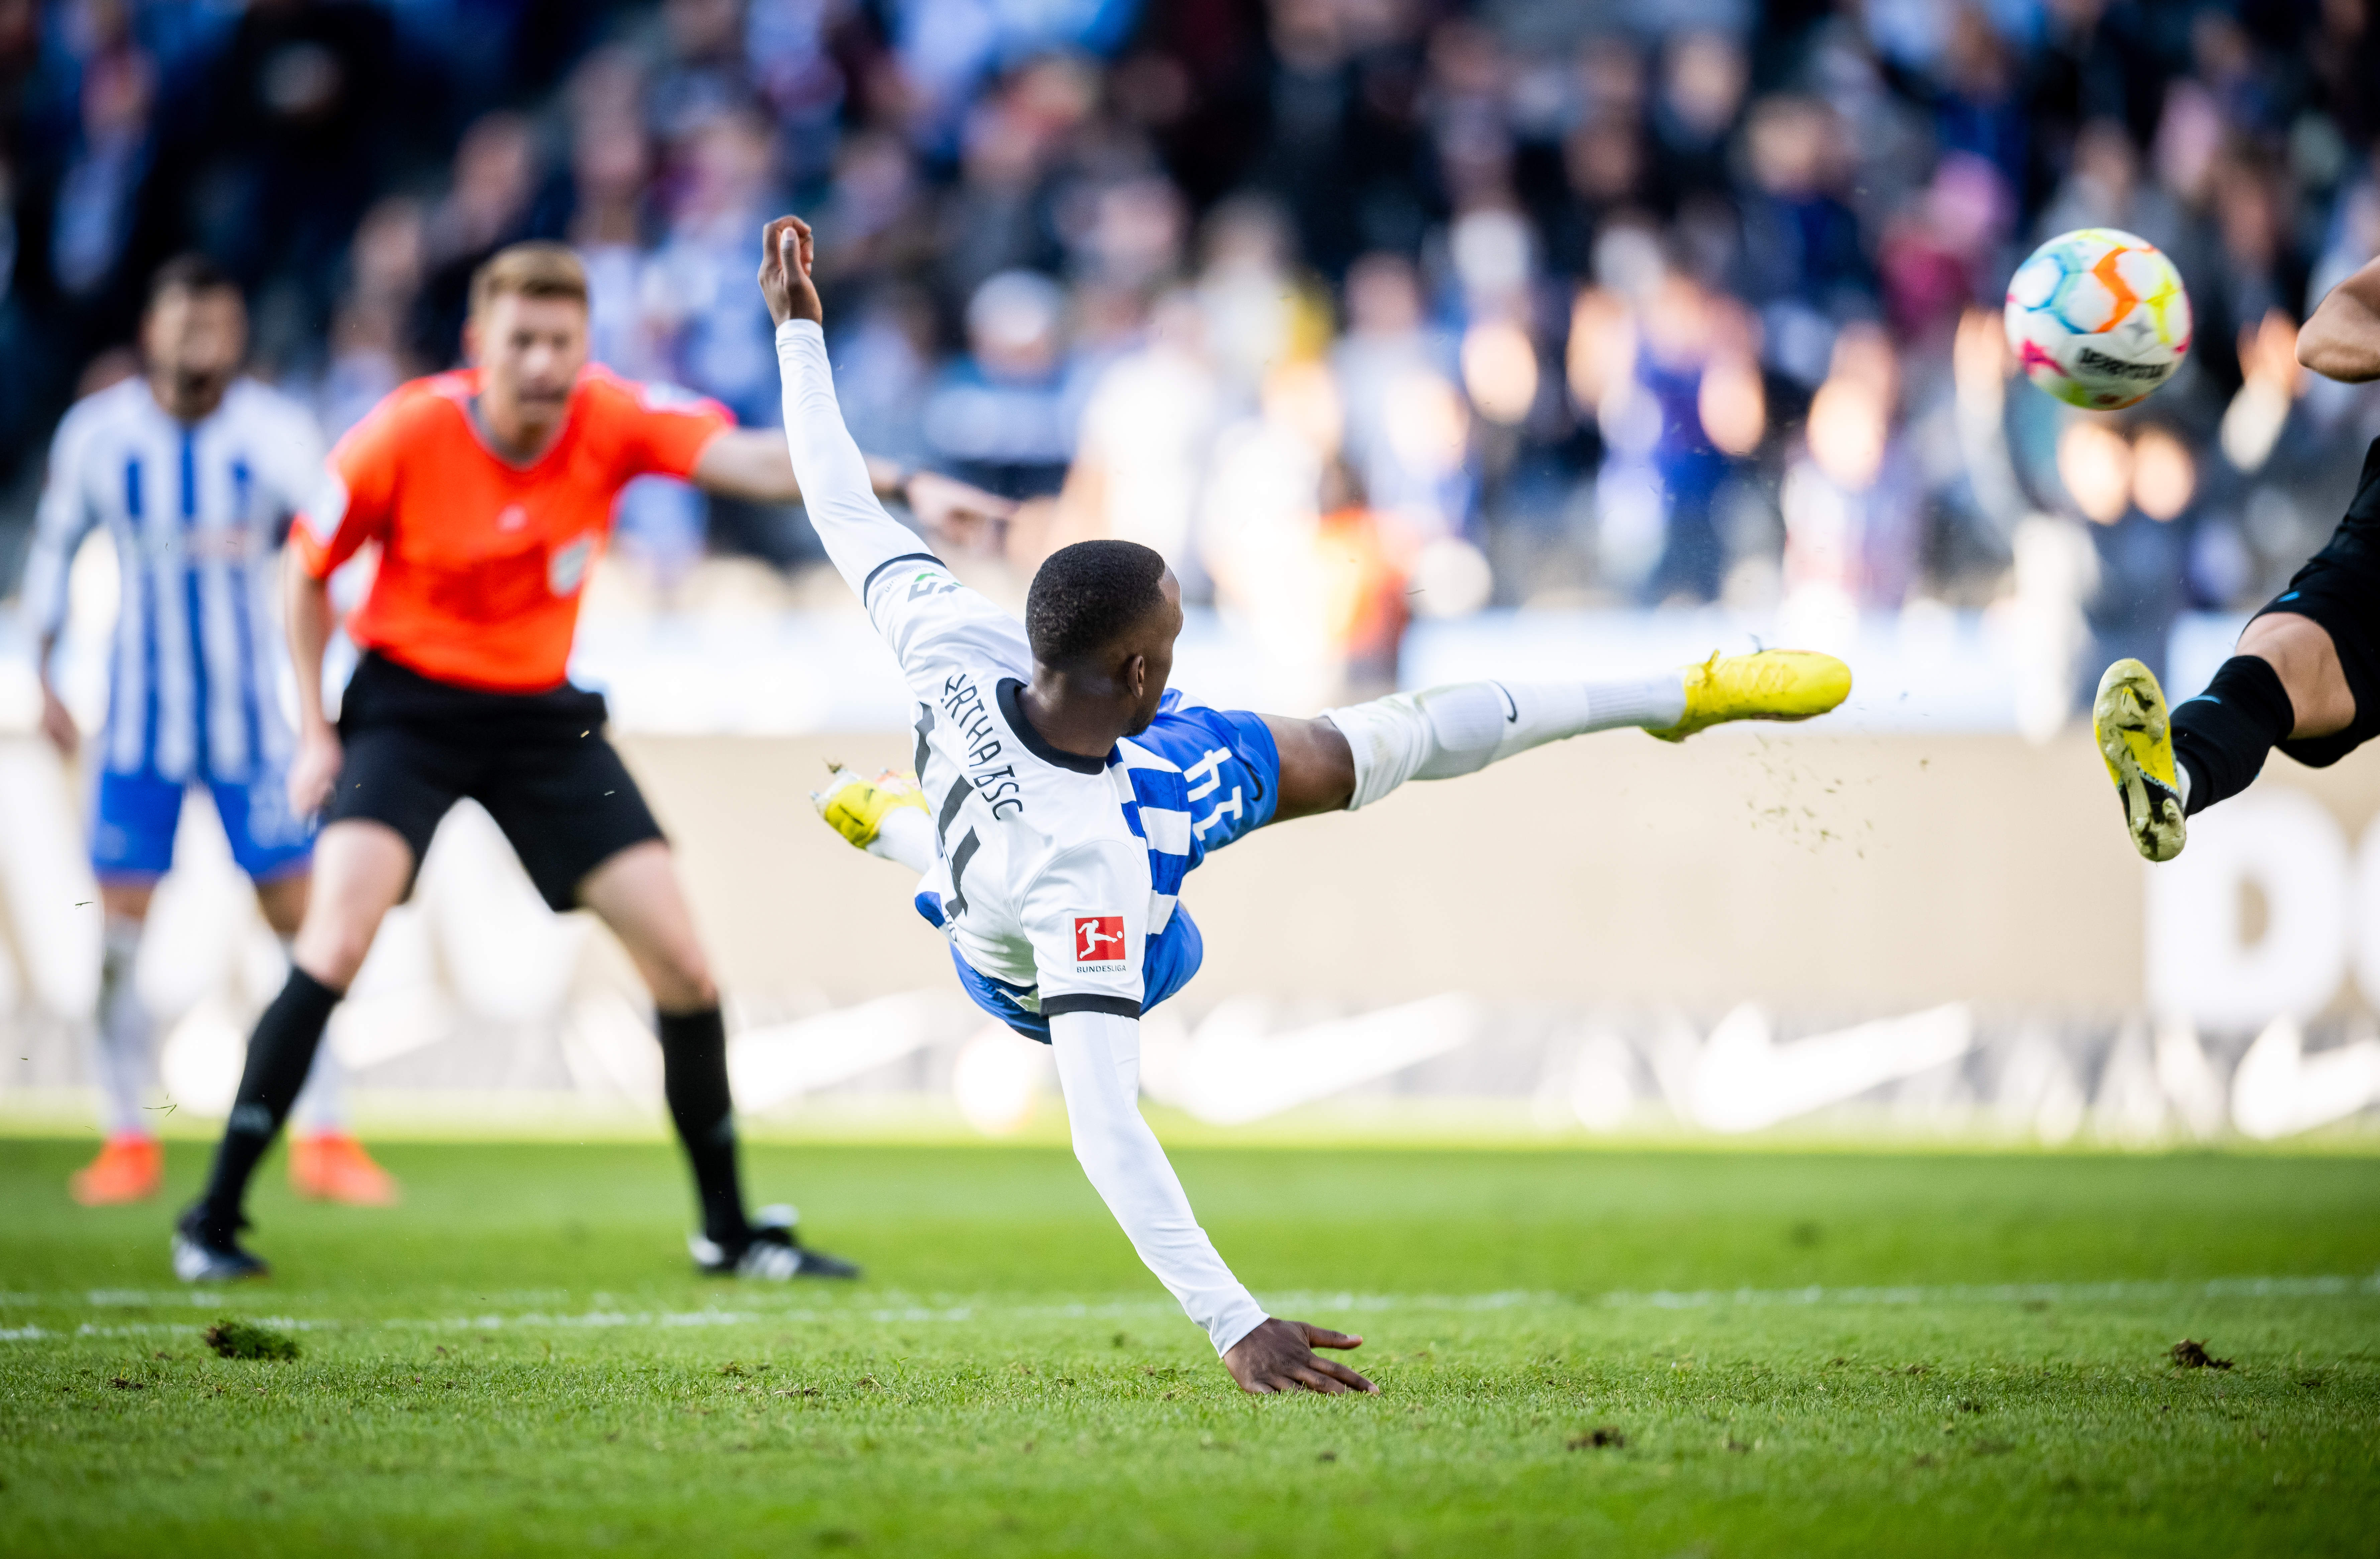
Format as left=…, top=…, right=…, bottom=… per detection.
left=3, top=0, right=2380, bottom=701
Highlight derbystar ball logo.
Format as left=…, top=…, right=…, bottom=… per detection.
left=1074, top=915, right=1126, bottom=970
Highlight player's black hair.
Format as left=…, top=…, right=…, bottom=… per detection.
left=146, top=253, right=238, bottom=310
left=1026, top=539, right=1171, bottom=669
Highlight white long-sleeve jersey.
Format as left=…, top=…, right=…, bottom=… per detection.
left=19, top=376, right=327, bottom=783
left=775, top=318, right=1268, bottom=1356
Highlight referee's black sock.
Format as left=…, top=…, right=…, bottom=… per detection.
left=194, top=967, right=342, bottom=1232
left=659, top=1007, right=751, bottom=1247
left=2170, top=655, right=2298, bottom=817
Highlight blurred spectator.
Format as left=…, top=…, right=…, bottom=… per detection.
left=168, top=0, right=401, bottom=346
left=1739, top=94, right=1871, bottom=388
left=1782, top=322, right=1919, bottom=636
left=922, top=268, right=1083, bottom=498
left=46, top=7, right=151, bottom=307
left=409, top=112, right=549, bottom=367
left=1053, top=289, right=1220, bottom=578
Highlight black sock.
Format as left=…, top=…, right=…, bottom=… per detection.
left=195, top=968, right=341, bottom=1231
left=2170, top=655, right=2297, bottom=816
left=659, top=1007, right=749, bottom=1246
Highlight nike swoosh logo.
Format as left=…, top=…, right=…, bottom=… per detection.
left=1493, top=682, right=1517, bottom=723
left=727, top=992, right=946, bottom=1111
left=2230, top=1015, right=2380, bottom=1139
left=1689, top=1003, right=1972, bottom=1132
left=1149, top=995, right=1480, bottom=1125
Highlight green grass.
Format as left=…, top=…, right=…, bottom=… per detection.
left=3, top=1137, right=2378, bottom=1557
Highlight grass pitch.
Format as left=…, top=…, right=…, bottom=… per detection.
left=3, top=1137, right=2377, bottom=1557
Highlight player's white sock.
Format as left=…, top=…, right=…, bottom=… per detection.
left=872, top=805, right=938, bottom=875
left=1324, top=676, right=1689, bottom=811
left=90, top=914, right=154, bottom=1137
left=283, top=936, right=349, bottom=1134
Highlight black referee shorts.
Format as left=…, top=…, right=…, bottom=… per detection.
left=2249, top=437, right=2380, bottom=770
left=326, top=651, right=666, bottom=910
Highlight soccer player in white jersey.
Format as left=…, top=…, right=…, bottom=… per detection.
left=20, top=257, right=396, bottom=1209
left=760, top=217, right=1852, bottom=1393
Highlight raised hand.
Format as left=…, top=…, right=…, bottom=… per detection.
left=758, top=215, right=824, bottom=329
left=1223, top=1317, right=1379, bottom=1395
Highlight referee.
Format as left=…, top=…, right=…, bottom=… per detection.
left=173, top=242, right=1007, bottom=1281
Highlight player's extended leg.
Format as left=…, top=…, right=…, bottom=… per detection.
left=71, top=877, right=165, bottom=1205
left=249, top=870, right=400, bottom=1207
left=2094, top=614, right=2359, bottom=863
left=814, top=650, right=1849, bottom=852
left=175, top=819, right=413, bottom=1280
left=1311, top=649, right=1852, bottom=812
left=576, top=841, right=858, bottom=1280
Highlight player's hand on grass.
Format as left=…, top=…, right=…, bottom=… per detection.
left=903, top=470, right=1016, bottom=549
left=289, top=725, right=343, bottom=819
left=759, top=215, right=823, bottom=329
left=38, top=681, right=77, bottom=758
left=1224, top=1318, right=1377, bottom=1395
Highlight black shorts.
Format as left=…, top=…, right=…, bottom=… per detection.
left=2250, top=437, right=2380, bottom=769
left=326, top=652, right=665, bottom=910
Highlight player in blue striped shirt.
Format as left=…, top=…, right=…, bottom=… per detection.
left=22, top=256, right=395, bottom=1208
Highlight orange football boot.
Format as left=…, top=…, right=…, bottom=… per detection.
left=70, top=1133, right=163, bottom=1205
left=289, top=1132, right=401, bottom=1205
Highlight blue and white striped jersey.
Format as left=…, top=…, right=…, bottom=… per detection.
left=860, top=551, right=1197, bottom=1021
left=21, top=377, right=327, bottom=784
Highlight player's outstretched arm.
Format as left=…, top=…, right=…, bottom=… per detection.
left=2299, top=256, right=2380, bottom=383
left=760, top=214, right=971, bottom=595
left=691, top=430, right=1016, bottom=544
left=1047, top=1008, right=1376, bottom=1395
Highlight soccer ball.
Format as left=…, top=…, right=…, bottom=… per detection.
left=2003, top=228, right=2191, bottom=410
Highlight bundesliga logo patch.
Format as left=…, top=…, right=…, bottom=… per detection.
left=1073, top=915, right=1126, bottom=972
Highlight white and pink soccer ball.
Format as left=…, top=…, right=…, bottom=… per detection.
left=2004, top=228, right=2193, bottom=410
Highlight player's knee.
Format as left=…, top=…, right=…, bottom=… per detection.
left=293, top=921, right=374, bottom=991
left=646, top=945, right=718, bottom=1013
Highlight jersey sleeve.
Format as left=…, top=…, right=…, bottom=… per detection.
left=775, top=320, right=947, bottom=596
left=18, top=403, right=102, bottom=642
left=1022, top=840, right=1150, bottom=1018
left=1048, top=1007, right=1270, bottom=1356
left=614, top=379, right=733, bottom=480
left=774, top=318, right=1029, bottom=675
left=291, top=393, right=403, bottom=579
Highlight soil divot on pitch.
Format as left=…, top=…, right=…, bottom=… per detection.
left=2169, top=1339, right=2233, bottom=1370
left=204, top=1318, right=300, bottom=1360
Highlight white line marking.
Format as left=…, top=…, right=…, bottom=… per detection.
left=5, top=1273, right=2377, bottom=1341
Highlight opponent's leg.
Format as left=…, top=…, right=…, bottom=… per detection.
left=72, top=881, right=164, bottom=1205
left=2095, top=614, right=2357, bottom=863
left=577, top=841, right=857, bottom=1279
left=252, top=870, right=399, bottom=1206
left=176, top=821, right=411, bottom=1280
left=1316, top=650, right=1852, bottom=812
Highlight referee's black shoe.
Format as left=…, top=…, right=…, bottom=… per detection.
left=690, top=1204, right=860, bottom=1280
left=172, top=1205, right=270, bottom=1283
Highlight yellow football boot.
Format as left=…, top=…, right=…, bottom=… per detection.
left=811, top=764, right=929, bottom=853
left=1645, top=649, right=1854, bottom=742
left=2092, top=657, right=2186, bottom=862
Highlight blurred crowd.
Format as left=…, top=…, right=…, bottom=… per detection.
left=4, top=0, right=2380, bottom=708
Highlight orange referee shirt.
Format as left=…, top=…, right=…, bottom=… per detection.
left=293, top=364, right=731, bottom=692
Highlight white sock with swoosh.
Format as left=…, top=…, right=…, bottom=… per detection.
left=1324, top=675, right=1688, bottom=810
